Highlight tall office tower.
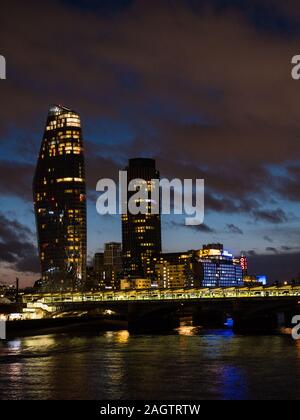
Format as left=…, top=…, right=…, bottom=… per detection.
left=122, top=158, right=161, bottom=278
left=33, top=105, right=87, bottom=291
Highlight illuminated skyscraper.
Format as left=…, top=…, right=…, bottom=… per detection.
left=122, top=158, right=161, bottom=278
left=33, top=105, right=87, bottom=291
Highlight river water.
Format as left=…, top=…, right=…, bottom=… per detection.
left=0, top=326, right=300, bottom=400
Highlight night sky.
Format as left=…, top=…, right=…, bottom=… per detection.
left=1, top=0, right=300, bottom=287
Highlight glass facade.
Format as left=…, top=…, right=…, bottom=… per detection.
left=201, top=260, right=243, bottom=287
left=199, top=244, right=244, bottom=287
left=202, top=261, right=218, bottom=287
left=33, top=105, right=87, bottom=291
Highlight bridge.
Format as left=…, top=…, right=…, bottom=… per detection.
left=22, top=284, right=300, bottom=306
left=21, top=285, right=300, bottom=334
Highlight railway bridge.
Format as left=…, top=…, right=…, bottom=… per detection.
left=21, top=285, right=300, bottom=333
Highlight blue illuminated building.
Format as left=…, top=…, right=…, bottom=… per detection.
left=198, top=244, right=243, bottom=287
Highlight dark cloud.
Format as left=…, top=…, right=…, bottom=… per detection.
left=85, top=150, right=120, bottom=190
left=281, top=245, right=300, bottom=252
left=263, top=235, right=273, bottom=243
left=226, top=224, right=243, bottom=235
left=0, top=213, right=39, bottom=273
left=168, top=220, right=215, bottom=234
left=246, top=250, right=257, bottom=257
left=0, top=160, right=34, bottom=201
left=266, top=247, right=278, bottom=254
left=1, top=0, right=300, bottom=283
left=189, top=223, right=216, bottom=234
left=275, top=165, right=300, bottom=202
left=253, top=208, right=290, bottom=224
left=1, top=0, right=299, bottom=212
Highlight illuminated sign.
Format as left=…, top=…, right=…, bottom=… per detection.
left=200, top=248, right=235, bottom=258
left=256, top=275, right=267, bottom=285
left=200, top=249, right=222, bottom=257
left=240, top=256, right=248, bottom=271
left=223, top=250, right=233, bottom=257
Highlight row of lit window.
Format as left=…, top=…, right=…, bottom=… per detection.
left=56, top=177, right=84, bottom=183
left=58, top=134, right=80, bottom=139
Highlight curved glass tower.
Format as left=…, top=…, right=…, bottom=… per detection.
left=33, top=105, right=87, bottom=291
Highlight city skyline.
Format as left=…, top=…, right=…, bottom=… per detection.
left=1, top=1, right=300, bottom=287
left=32, top=111, right=247, bottom=292
left=2, top=1, right=300, bottom=404
left=1, top=97, right=299, bottom=288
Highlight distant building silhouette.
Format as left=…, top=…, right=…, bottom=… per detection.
left=93, top=252, right=104, bottom=289
left=103, top=242, right=122, bottom=290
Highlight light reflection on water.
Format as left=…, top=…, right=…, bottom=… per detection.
left=0, top=328, right=300, bottom=400
left=176, top=325, right=200, bottom=336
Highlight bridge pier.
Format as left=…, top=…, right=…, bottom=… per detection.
left=232, top=310, right=279, bottom=334
left=127, top=302, right=181, bottom=333
left=193, top=308, right=225, bottom=328
left=231, top=301, right=299, bottom=334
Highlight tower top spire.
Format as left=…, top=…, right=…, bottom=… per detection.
left=48, top=104, right=75, bottom=115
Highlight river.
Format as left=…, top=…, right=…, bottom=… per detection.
left=0, top=326, right=299, bottom=400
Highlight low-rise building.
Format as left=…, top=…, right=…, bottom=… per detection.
left=155, top=260, right=186, bottom=289
left=195, top=244, right=244, bottom=287
left=120, top=278, right=152, bottom=290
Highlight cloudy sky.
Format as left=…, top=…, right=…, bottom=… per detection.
left=1, top=0, right=300, bottom=286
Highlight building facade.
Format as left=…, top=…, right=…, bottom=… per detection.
left=103, top=242, right=122, bottom=290
left=155, top=252, right=192, bottom=289
left=122, top=158, right=161, bottom=278
left=92, top=244, right=123, bottom=290
left=93, top=252, right=105, bottom=289
left=155, top=260, right=186, bottom=289
left=33, top=105, right=87, bottom=291
left=196, top=244, right=243, bottom=287
left=120, top=278, right=152, bottom=290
